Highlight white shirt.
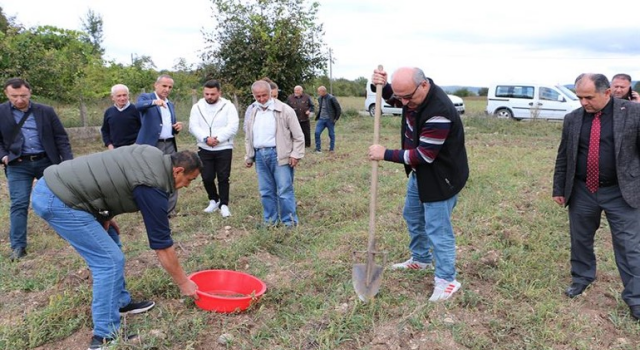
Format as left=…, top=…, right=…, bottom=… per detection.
left=252, top=105, right=277, bottom=149
left=156, top=93, right=173, bottom=139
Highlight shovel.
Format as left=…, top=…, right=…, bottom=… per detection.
left=353, top=65, right=386, bottom=302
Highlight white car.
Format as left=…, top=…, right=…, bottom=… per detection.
left=364, top=82, right=465, bottom=116
left=485, top=83, right=580, bottom=120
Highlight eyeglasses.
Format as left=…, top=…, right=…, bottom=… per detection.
left=392, top=81, right=424, bottom=100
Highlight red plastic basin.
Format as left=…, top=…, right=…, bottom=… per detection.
left=189, top=270, right=267, bottom=313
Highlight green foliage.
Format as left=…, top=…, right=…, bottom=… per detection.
left=0, top=25, right=96, bottom=102
left=452, top=87, right=475, bottom=97
left=0, top=6, right=9, bottom=33
left=203, top=0, right=327, bottom=105
left=477, top=87, right=489, bottom=96
left=635, top=82, right=640, bottom=92
left=80, top=9, right=105, bottom=56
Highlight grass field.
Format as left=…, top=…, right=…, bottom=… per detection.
left=1, top=108, right=639, bottom=349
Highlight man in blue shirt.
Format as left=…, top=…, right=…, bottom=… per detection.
left=0, top=78, right=73, bottom=261
left=31, top=145, right=201, bottom=349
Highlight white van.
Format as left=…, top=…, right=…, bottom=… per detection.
left=364, top=80, right=465, bottom=117
left=485, top=83, right=581, bottom=120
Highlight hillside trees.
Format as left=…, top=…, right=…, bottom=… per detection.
left=0, top=25, right=97, bottom=101
left=202, top=0, right=327, bottom=104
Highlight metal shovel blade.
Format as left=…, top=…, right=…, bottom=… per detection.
left=352, top=261, right=384, bottom=302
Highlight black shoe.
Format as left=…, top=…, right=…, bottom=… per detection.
left=87, top=334, right=139, bottom=350
left=119, top=300, right=155, bottom=315
left=565, top=282, right=590, bottom=298
left=9, top=247, right=26, bottom=261
left=630, top=305, right=640, bottom=321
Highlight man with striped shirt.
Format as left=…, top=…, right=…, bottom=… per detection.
left=369, top=67, right=469, bottom=302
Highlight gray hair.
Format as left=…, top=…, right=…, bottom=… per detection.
left=156, top=74, right=173, bottom=83
left=575, top=73, right=610, bottom=93
left=110, top=84, right=129, bottom=95
left=171, top=150, right=203, bottom=174
left=251, top=80, right=271, bottom=94
left=412, top=68, right=427, bottom=85
left=612, top=73, right=632, bottom=82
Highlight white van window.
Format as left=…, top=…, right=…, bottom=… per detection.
left=495, top=85, right=534, bottom=99
left=540, top=87, right=561, bottom=101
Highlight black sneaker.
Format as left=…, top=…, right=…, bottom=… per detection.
left=87, top=334, right=138, bottom=350
left=9, top=247, right=26, bottom=261
left=119, top=300, right=155, bottom=315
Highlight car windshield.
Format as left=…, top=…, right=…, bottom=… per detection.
left=556, top=85, right=578, bottom=101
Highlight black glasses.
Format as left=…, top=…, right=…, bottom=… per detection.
left=392, top=81, right=424, bottom=100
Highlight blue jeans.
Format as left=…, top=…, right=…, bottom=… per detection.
left=6, top=157, right=51, bottom=250
left=254, top=147, right=298, bottom=226
left=314, top=118, right=335, bottom=151
left=403, top=173, right=458, bottom=281
left=31, top=179, right=131, bottom=339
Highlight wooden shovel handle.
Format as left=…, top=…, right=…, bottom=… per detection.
left=368, top=65, right=383, bottom=253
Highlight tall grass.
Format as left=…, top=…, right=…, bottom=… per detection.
left=1, top=111, right=638, bottom=350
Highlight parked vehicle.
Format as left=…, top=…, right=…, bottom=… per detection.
left=485, top=83, right=580, bottom=120
left=364, top=80, right=465, bottom=117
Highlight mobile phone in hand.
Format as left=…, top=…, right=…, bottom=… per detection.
left=627, top=87, right=634, bottom=100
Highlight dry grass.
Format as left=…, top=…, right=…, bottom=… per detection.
left=1, top=113, right=639, bottom=350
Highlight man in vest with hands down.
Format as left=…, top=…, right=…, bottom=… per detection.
left=31, top=145, right=201, bottom=350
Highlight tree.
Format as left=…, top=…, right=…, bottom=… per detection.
left=0, top=6, right=9, bottom=34
left=634, top=82, right=640, bottom=92
left=477, top=87, right=489, bottom=97
left=0, top=25, right=96, bottom=101
left=452, top=88, right=474, bottom=98
left=80, top=9, right=105, bottom=56
left=202, top=0, right=327, bottom=105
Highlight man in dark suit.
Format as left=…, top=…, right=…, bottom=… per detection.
left=553, top=73, right=640, bottom=320
left=0, top=78, right=73, bottom=261
left=135, top=75, right=183, bottom=217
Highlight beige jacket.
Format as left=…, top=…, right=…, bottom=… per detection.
left=245, top=99, right=305, bottom=166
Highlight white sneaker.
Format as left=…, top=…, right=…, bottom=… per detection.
left=220, top=205, right=231, bottom=217
left=203, top=200, right=219, bottom=213
left=391, top=257, right=432, bottom=270
left=428, top=277, right=461, bottom=302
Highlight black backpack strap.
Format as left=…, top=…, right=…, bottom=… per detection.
left=8, top=109, right=32, bottom=146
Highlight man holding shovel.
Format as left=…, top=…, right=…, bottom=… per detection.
left=368, top=67, right=469, bottom=302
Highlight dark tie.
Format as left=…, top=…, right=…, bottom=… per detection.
left=586, top=111, right=602, bottom=193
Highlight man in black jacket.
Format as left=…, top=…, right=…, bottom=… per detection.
left=0, top=78, right=73, bottom=261
left=314, top=86, right=342, bottom=153
left=369, top=67, right=469, bottom=302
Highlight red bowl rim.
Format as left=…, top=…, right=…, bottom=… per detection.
left=189, top=269, right=267, bottom=300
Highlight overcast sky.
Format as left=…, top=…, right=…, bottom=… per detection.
left=3, top=0, right=639, bottom=87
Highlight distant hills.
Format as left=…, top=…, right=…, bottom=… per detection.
left=441, top=86, right=484, bottom=95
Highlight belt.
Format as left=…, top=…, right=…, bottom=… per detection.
left=578, top=178, right=618, bottom=188
left=19, top=153, right=47, bottom=161
left=255, top=146, right=276, bottom=151
left=158, top=138, right=174, bottom=142
left=599, top=180, right=618, bottom=188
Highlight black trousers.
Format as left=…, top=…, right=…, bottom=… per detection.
left=568, top=180, right=640, bottom=306
left=198, top=148, right=233, bottom=206
left=299, top=120, right=311, bottom=148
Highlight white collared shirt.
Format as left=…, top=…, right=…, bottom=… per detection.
left=252, top=104, right=277, bottom=148
left=155, top=92, right=173, bottom=139
left=115, top=102, right=131, bottom=112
